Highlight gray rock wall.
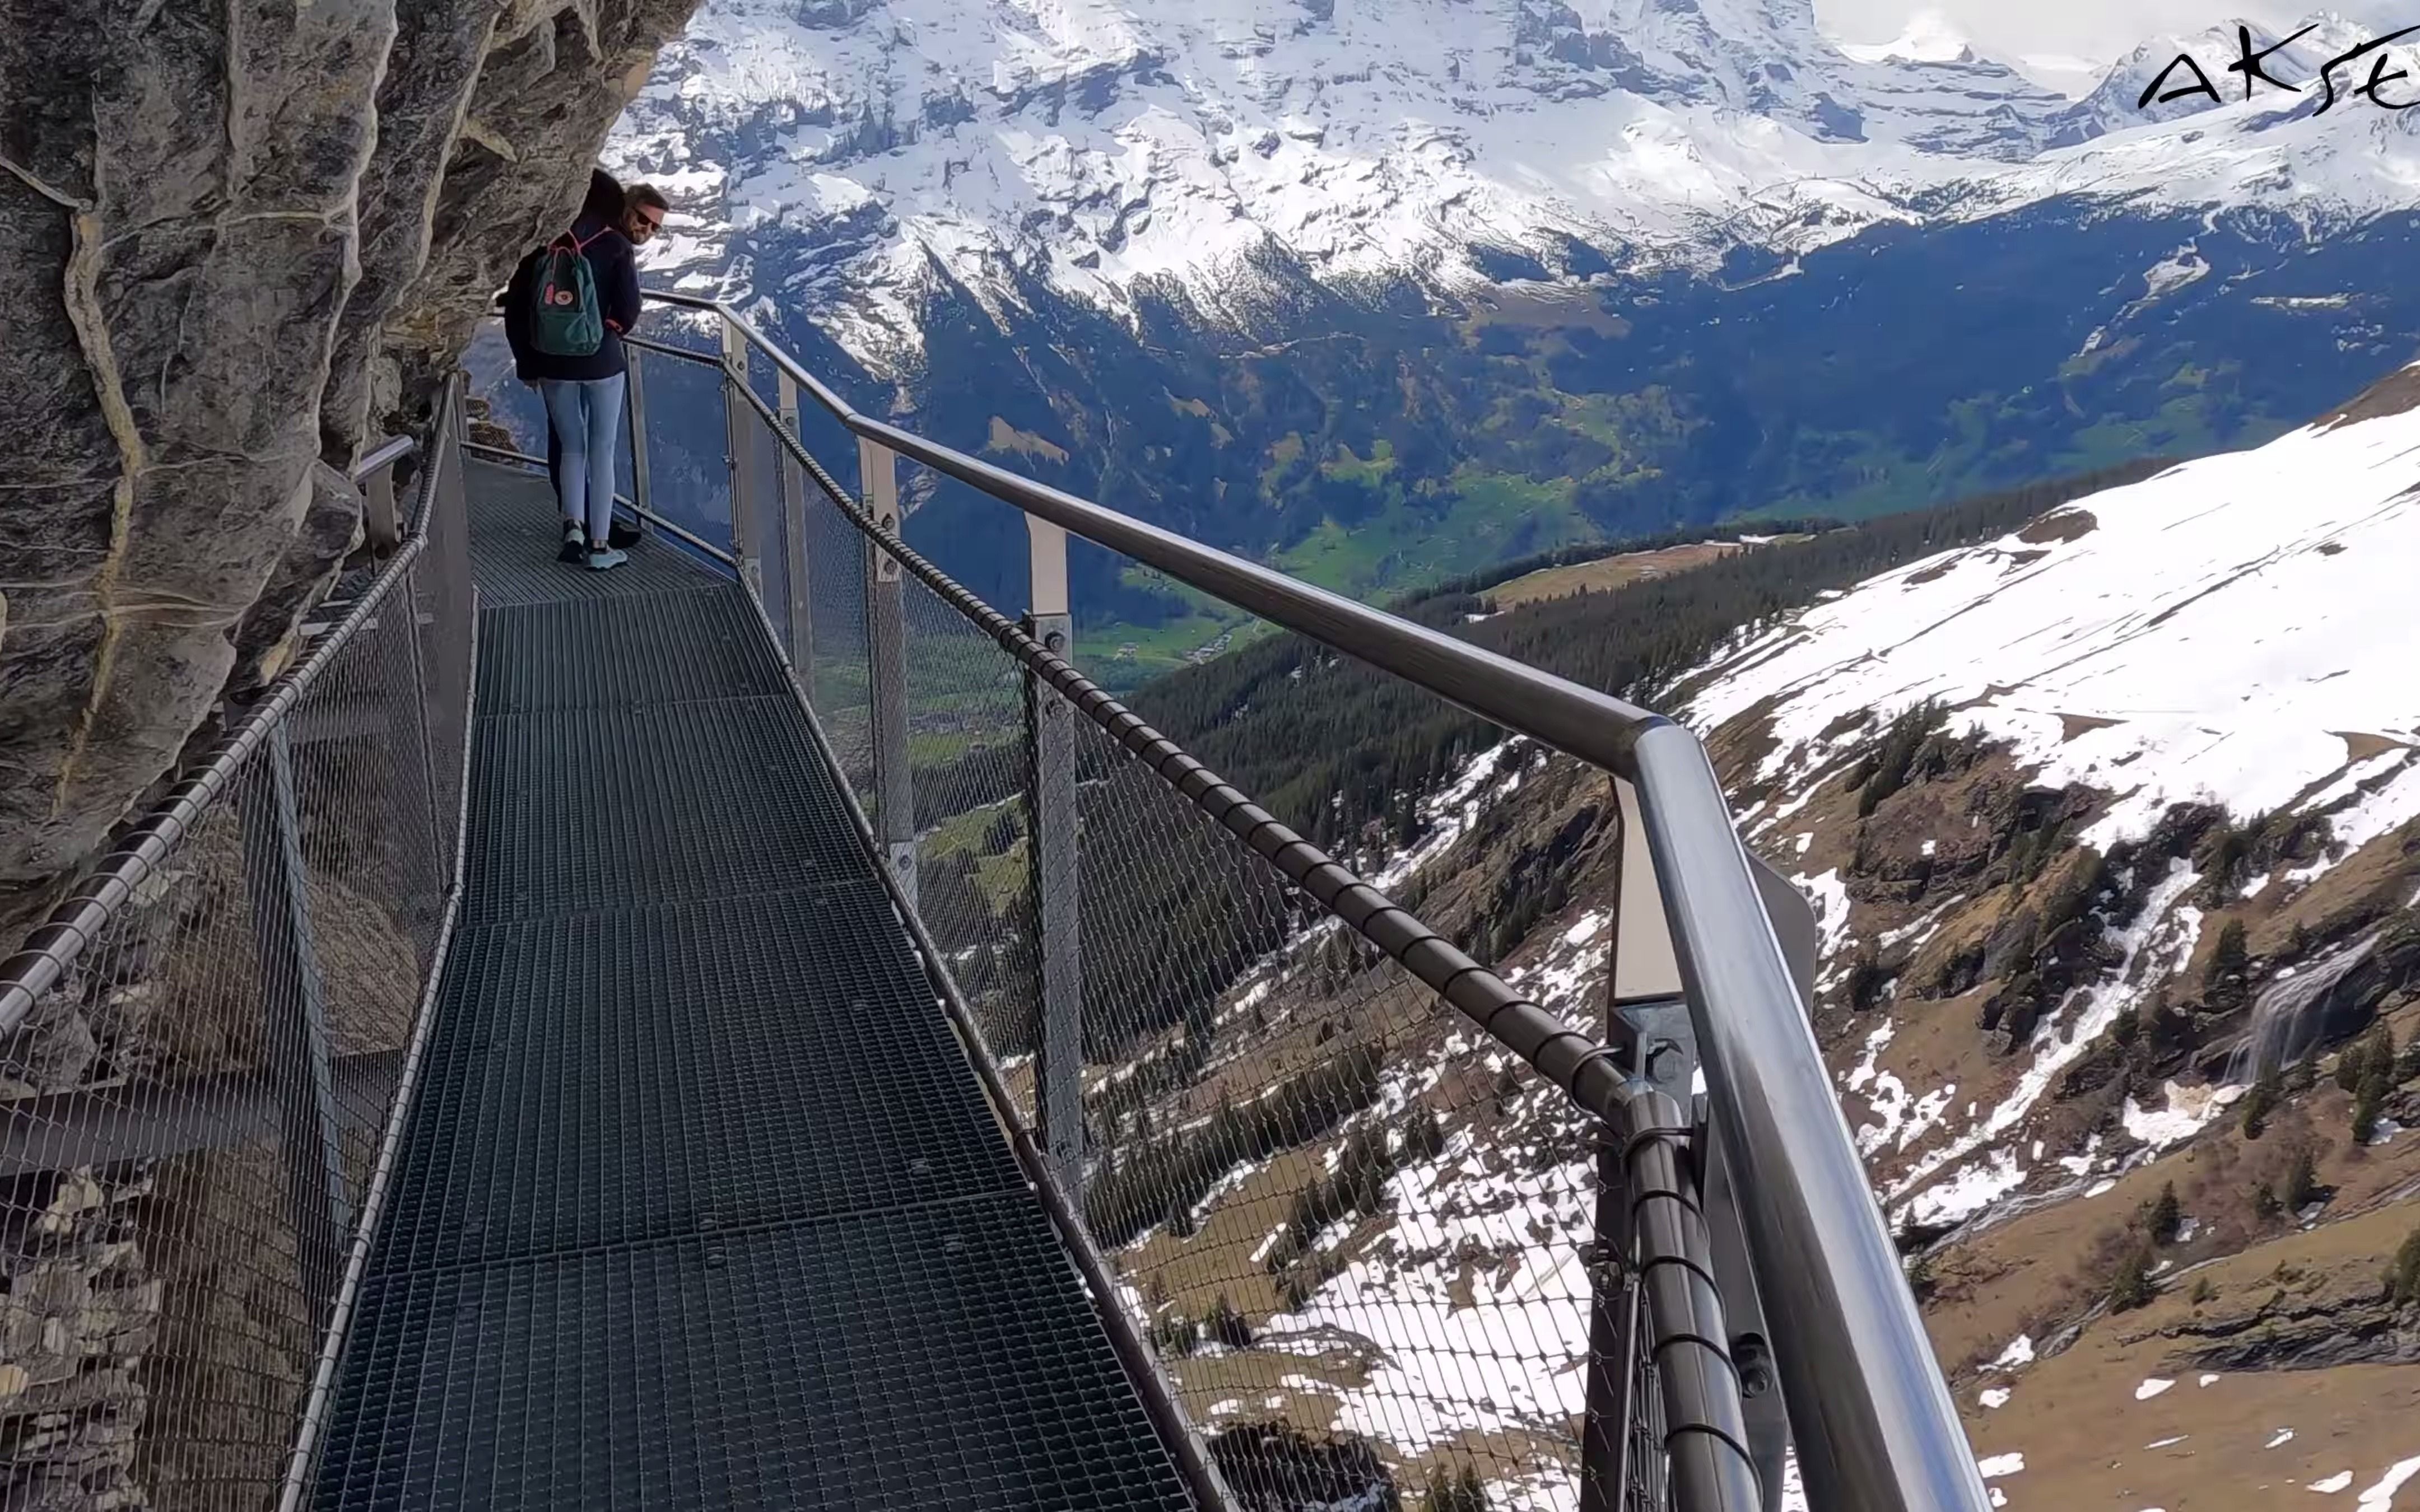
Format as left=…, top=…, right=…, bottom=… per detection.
left=0, top=0, right=699, bottom=949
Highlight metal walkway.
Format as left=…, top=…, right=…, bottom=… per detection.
left=0, top=325, right=1987, bottom=1512
left=310, top=461, right=1195, bottom=1510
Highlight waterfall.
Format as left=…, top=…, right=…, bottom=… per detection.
left=2226, top=931, right=2381, bottom=1084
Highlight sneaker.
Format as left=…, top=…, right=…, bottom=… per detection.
left=558, top=522, right=587, bottom=562
left=587, top=545, right=629, bottom=572
left=607, top=521, right=643, bottom=549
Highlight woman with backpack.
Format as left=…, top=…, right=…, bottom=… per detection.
left=504, top=171, right=666, bottom=570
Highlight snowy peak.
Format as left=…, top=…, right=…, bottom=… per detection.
left=1836, top=10, right=1974, bottom=66
left=612, top=0, right=2420, bottom=372
left=2060, top=11, right=2399, bottom=139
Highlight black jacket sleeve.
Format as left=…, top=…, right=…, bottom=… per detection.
left=601, top=233, right=642, bottom=337
left=502, top=249, right=538, bottom=375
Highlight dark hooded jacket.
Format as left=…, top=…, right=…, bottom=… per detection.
left=503, top=209, right=641, bottom=382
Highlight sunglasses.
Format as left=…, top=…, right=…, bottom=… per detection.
left=631, top=210, right=666, bottom=237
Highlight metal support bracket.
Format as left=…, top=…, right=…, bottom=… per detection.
left=1023, top=517, right=1082, bottom=1197
left=625, top=343, right=654, bottom=534
left=361, top=459, right=400, bottom=553
left=1588, top=780, right=1790, bottom=1512
left=1697, top=1093, right=1793, bottom=1512
left=721, top=316, right=764, bottom=590
left=861, top=435, right=914, bottom=908
left=236, top=722, right=353, bottom=1322
left=776, top=370, right=816, bottom=698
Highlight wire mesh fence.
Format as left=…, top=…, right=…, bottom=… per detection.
left=1, top=431, right=471, bottom=1512
left=629, top=327, right=736, bottom=552
left=799, top=443, right=878, bottom=813
left=1057, top=712, right=1608, bottom=1512
left=896, top=576, right=1044, bottom=1108
left=659, top=310, right=1723, bottom=1511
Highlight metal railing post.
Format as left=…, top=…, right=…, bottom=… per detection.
left=362, top=465, right=400, bottom=553
left=236, top=720, right=354, bottom=1321
left=1022, top=516, right=1083, bottom=1198
left=777, top=370, right=815, bottom=697
left=1594, top=774, right=1793, bottom=1512
left=860, top=436, right=915, bottom=908
left=625, top=342, right=653, bottom=535
left=1582, top=796, right=1636, bottom=1512
left=721, top=314, right=764, bottom=599
left=1630, top=725, right=1990, bottom=1512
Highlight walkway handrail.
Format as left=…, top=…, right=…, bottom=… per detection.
left=646, top=288, right=1988, bottom=1512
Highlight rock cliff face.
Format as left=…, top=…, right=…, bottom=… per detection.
left=0, top=0, right=699, bottom=950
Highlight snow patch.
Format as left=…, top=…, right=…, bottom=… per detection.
left=2124, top=1079, right=2229, bottom=1150
left=2359, top=1455, right=2420, bottom=1509
left=2135, top=1376, right=2175, bottom=1401
left=1684, top=407, right=2420, bottom=917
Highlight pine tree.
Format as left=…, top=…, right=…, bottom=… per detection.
left=2252, top=1179, right=2282, bottom=1221
left=2283, top=1147, right=2322, bottom=1211
left=2109, top=1245, right=2156, bottom=1313
left=2205, top=920, right=2250, bottom=1010
left=2338, top=1040, right=2373, bottom=1094
left=2357, top=1090, right=2384, bottom=1145
left=2149, top=1182, right=2182, bottom=1245
left=2356, top=1053, right=2392, bottom=1145
left=2111, top=1004, right=2141, bottom=1049
left=2387, top=1226, right=2420, bottom=1308
left=1425, top=1464, right=1490, bottom=1512
left=2362, top=1022, right=2398, bottom=1093
left=2241, top=1068, right=2282, bottom=1140
left=1204, top=1293, right=1253, bottom=1350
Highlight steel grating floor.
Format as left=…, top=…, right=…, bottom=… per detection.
left=314, top=460, right=1195, bottom=1511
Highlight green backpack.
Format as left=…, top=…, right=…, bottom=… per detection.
left=530, top=230, right=606, bottom=358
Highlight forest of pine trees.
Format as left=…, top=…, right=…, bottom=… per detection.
left=1128, top=458, right=2173, bottom=860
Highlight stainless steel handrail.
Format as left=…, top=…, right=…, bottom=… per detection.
left=653, top=288, right=1989, bottom=1512
left=348, top=434, right=417, bottom=483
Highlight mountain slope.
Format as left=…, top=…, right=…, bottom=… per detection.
left=1656, top=363, right=2420, bottom=1506
left=919, top=370, right=2420, bottom=1510
left=1685, top=361, right=2420, bottom=1229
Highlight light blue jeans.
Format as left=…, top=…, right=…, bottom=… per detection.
left=538, top=374, right=626, bottom=543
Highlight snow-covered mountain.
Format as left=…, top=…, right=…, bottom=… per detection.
left=1092, top=363, right=2420, bottom=1510
left=1680, top=360, right=2420, bottom=1233
left=1036, top=363, right=2420, bottom=1510
left=608, top=0, right=2420, bottom=370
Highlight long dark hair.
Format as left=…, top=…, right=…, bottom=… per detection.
left=579, top=167, right=624, bottom=222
